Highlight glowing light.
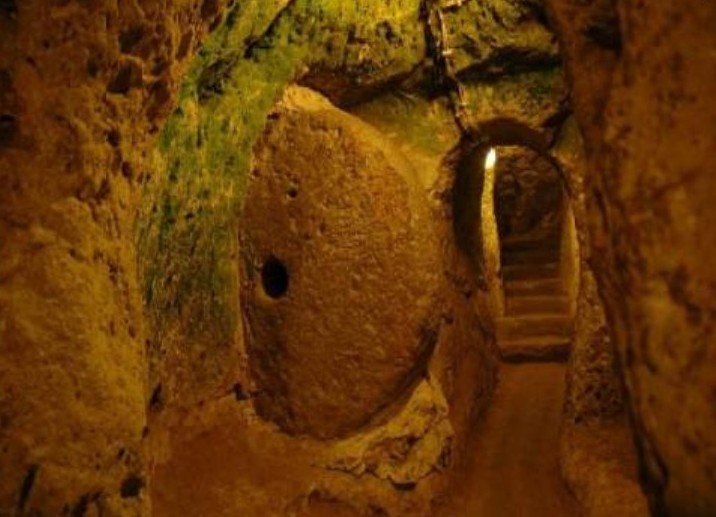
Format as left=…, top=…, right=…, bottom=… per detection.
left=484, top=148, right=497, bottom=170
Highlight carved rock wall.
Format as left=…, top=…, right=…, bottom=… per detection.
left=0, top=1, right=233, bottom=514
left=547, top=0, right=716, bottom=513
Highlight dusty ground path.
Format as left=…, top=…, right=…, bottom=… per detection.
left=439, top=363, right=579, bottom=517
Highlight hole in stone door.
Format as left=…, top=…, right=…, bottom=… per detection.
left=261, top=256, right=289, bottom=299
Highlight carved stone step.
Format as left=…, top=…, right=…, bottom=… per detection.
left=499, top=336, right=571, bottom=363
left=497, top=314, right=573, bottom=341
left=505, top=294, right=570, bottom=316
left=505, top=278, right=564, bottom=297
left=502, top=249, right=561, bottom=266
left=502, top=263, right=560, bottom=281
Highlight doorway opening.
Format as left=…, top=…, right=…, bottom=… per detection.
left=489, top=145, right=579, bottom=362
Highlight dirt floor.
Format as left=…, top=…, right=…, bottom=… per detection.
left=439, top=363, right=578, bottom=516
left=152, top=363, right=578, bottom=517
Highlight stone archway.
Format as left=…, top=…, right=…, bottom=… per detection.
left=490, top=144, right=579, bottom=362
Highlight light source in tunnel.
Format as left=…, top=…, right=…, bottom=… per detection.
left=480, top=145, right=503, bottom=317
left=261, top=256, right=289, bottom=299
left=485, top=147, right=497, bottom=171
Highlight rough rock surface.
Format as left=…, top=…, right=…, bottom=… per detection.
left=241, top=87, right=443, bottom=438
left=0, top=0, right=233, bottom=514
left=138, top=0, right=430, bottom=417
left=561, top=419, right=650, bottom=517
left=548, top=0, right=716, bottom=514
left=551, top=119, right=625, bottom=424
left=322, top=379, right=453, bottom=488
left=298, top=0, right=426, bottom=107
left=551, top=115, right=647, bottom=515
left=494, top=145, right=564, bottom=242
left=441, top=0, right=559, bottom=78
left=8, top=0, right=713, bottom=515
left=434, top=0, right=568, bottom=134
left=151, top=378, right=453, bottom=517
left=137, top=0, right=294, bottom=415
left=564, top=270, right=623, bottom=423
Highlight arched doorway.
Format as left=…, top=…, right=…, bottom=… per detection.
left=488, top=145, right=579, bottom=362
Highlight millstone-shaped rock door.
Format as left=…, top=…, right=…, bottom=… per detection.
left=240, top=87, right=442, bottom=439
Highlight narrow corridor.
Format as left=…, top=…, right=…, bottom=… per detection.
left=497, top=236, right=573, bottom=362
left=442, top=363, right=577, bottom=516
left=3, top=0, right=713, bottom=514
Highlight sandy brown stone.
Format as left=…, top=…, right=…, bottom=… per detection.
left=0, top=0, right=234, bottom=514
left=551, top=118, right=625, bottom=425
left=150, top=89, right=498, bottom=516
left=549, top=113, right=645, bottom=515
left=321, top=379, right=453, bottom=487
left=561, top=419, right=650, bottom=517
left=494, top=146, right=564, bottom=242
left=548, top=0, right=716, bottom=513
left=240, top=87, right=444, bottom=439
left=2, top=0, right=715, bottom=515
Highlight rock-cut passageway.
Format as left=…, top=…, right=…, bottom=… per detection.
left=498, top=236, right=573, bottom=362
left=442, top=363, right=577, bottom=516
left=442, top=232, right=578, bottom=516
left=2, top=0, right=715, bottom=516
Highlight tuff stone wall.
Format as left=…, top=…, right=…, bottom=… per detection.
left=6, top=0, right=712, bottom=515
left=0, top=1, right=233, bottom=514
left=493, top=145, right=564, bottom=243
left=552, top=119, right=623, bottom=425
left=144, top=1, right=501, bottom=513
left=146, top=0, right=572, bottom=512
left=550, top=115, right=647, bottom=517
left=547, top=0, right=716, bottom=514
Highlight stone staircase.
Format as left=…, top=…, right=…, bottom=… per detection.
left=497, top=237, right=573, bottom=363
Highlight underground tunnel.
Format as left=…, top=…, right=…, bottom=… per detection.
left=1, top=1, right=716, bottom=516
